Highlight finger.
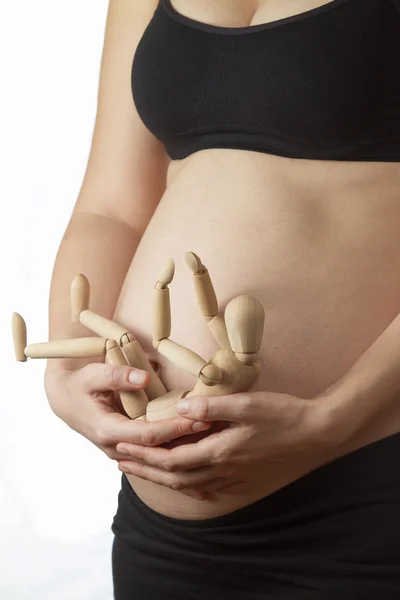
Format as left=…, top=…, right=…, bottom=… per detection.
left=96, top=412, right=211, bottom=447
left=80, top=362, right=150, bottom=392
left=103, top=447, right=140, bottom=462
left=116, top=437, right=214, bottom=470
left=175, top=394, right=256, bottom=423
left=118, top=461, right=178, bottom=489
left=118, top=461, right=221, bottom=491
left=117, top=423, right=245, bottom=468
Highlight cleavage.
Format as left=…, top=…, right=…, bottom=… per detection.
left=169, top=0, right=339, bottom=28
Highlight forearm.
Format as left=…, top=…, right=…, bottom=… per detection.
left=46, top=209, right=143, bottom=372
left=321, top=311, right=400, bottom=452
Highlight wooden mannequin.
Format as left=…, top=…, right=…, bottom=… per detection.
left=12, top=252, right=265, bottom=422
left=146, top=252, right=265, bottom=420
left=11, top=312, right=149, bottom=419
left=70, top=273, right=166, bottom=402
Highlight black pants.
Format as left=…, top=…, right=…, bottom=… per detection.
left=111, top=434, right=400, bottom=600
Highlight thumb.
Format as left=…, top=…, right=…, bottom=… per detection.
left=80, top=362, right=149, bottom=393
left=175, top=394, right=255, bottom=423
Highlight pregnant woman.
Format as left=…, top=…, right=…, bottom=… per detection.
left=44, top=1, right=400, bottom=598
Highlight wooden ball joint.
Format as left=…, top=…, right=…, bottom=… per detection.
left=11, top=252, right=265, bottom=423
left=146, top=252, right=265, bottom=422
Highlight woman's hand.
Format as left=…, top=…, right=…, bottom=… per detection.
left=116, top=390, right=345, bottom=499
left=44, top=363, right=211, bottom=461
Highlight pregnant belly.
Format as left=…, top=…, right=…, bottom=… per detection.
left=113, top=152, right=400, bottom=519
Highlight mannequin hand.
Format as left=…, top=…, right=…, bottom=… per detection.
left=116, top=390, right=344, bottom=499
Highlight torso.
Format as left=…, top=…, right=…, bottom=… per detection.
left=113, top=0, right=400, bottom=519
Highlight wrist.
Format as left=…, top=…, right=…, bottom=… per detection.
left=312, top=386, right=361, bottom=451
left=313, top=378, right=396, bottom=457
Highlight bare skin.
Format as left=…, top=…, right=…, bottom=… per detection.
left=167, top=0, right=338, bottom=28
left=108, top=0, right=400, bottom=520
left=116, top=148, right=400, bottom=519
left=44, top=0, right=400, bottom=521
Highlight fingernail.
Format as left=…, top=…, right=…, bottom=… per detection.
left=176, top=398, right=190, bottom=414
left=119, top=464, right=130, bottom=473
left=117, top=447, right=129, bottom=455
left=129, top=370, right=147, bottom=385
left=191, top=421, right=210, bottom=432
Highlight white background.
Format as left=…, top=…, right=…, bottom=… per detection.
left=1, top=2, right=120, bottom=598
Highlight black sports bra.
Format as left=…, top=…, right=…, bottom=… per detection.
left=131, top=0, right=400, bottom=161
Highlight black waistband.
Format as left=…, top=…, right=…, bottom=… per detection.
left=112, top=434, right=400, bottom=598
